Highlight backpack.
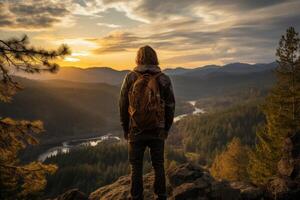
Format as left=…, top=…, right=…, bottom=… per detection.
left=128, top=71, right=165, bottom=131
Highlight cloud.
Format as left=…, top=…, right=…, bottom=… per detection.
left=162, top=53, right=215, bottom=64
left=105, top=0, right=287, bottom=22
left=1, top=0, right=299, bottom=66
left=92, top=31, right=141, bottom=53
left=9, top=2, right=68, bottom=16
left=0, top=3, right=14, bottom=26
left=90, top=0, right=300, bottom=65
left=97, top=22, right=122, bottom=28
left=212, top=0, right=284, bottom=10
left=92, top=27, right=222, bottom=54
left=0, top=0, right=70, bottom=29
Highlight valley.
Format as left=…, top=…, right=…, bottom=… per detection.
left=0, top=63, right=276, bottom=162
left=2, top=62, right=275, bottom=144
left=2, top=62, right=277, bottom=198
left=39, top=99, right=205, bottom=162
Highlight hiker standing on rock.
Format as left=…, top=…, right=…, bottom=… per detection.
left=119, top=45, right=175, bottom=200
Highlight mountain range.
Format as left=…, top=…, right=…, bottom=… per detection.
left=1, top=62, right=277, bottom=145
left=164, top=62, right=276, bottom=77
left=15, top=67, right=129, bottom=85
left=15, top=62, right=277, bottom=85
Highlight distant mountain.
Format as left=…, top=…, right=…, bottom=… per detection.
left=164, top=62, right=277, bottom=77
left=15, top=66, right=129, bottom=85
left=15, top=62, right=277, bottom=86
left=164, top=65, right=219, bottom=76
left=163, top=67, right=190, bottom=75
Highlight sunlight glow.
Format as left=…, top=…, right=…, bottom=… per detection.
left=64, top=57, right=80, bottom=62
left=1, top=0, right=295, bottom=69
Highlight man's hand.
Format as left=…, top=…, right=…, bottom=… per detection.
left=159, top=129, right=168, bottom=140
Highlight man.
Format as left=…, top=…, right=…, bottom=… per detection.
left=119, top=45, right=175, bottom=200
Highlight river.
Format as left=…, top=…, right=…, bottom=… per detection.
left=174, top=100, right=205, bottom=122
left=38, top=100, right=204, bottom=162
left=38, top=134, right=121, bottom=162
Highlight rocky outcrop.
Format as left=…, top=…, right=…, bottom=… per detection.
left=268, top=131, right=300, bottom=199
left=89, top=172, right=168, bottom=200
left=89, top=163, right=263, bottom=200
left=84, top=132, right=300, bottom=200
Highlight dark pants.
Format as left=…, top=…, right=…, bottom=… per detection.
left=129, top=138, right=166, bottom=200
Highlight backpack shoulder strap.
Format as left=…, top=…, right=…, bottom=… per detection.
left=152, top=72, right=162, bottom=79
left=132, top=70, right=142, bottom=78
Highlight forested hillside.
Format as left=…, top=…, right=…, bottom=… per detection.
left=0, top=77, right=120, bottom=144
left=171, top=101, right=265, bottom=163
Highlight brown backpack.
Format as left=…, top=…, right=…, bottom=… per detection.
left=128, top=71, right=165, bottom=131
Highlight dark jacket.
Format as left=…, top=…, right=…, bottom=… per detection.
left=119, top=65, right=175, bottom=139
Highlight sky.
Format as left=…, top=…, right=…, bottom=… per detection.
left=0, top=0, right=300, bottom=70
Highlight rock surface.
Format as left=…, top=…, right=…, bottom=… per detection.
left=89, top=172, right=168, bottom=200
left=89, top=163, right=262, bottom=200
left=53, top=163, right=272, bottom=200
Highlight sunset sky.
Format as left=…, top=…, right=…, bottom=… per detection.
left=0, top=0, right=300, bottom=70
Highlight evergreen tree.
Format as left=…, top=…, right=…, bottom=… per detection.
left=210, top=137, right=250, bottom=181
left=176, top=101, right=264, bottom=163
left=0, top=35, right=70, bottom=199
left=248, top=27, right=300, bottom=185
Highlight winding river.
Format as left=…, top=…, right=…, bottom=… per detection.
left=38, top=134, right=121, bottom=162
left=174, top=101, right=205, bottom=122
left=38, top=101, right=204, bottom=162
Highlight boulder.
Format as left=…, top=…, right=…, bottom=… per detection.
left=167, top=163, right=207, bottom=187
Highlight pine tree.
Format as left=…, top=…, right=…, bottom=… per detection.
left=210, top=137, right=250, bottom=181
left=248, top=27, right=300, bottom=185
left=0, top=35, right=70, bottom=199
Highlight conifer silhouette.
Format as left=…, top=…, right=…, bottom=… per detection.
left=0, top=35, right=70, bottom=199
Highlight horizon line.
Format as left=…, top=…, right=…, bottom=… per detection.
left=60, top=61, right=277, bottom=71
